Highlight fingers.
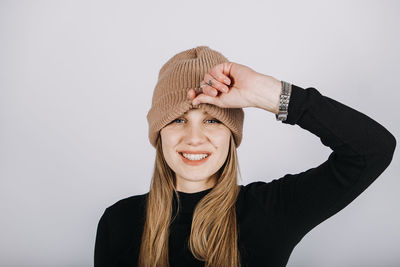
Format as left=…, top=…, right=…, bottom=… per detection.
left=202, top=73, right=230, bottom=95
left=211, top=62, right=233, bottom=85
left=188, top=62, right=233, bottom=106
left=187, top=88, right=196, bottom=101
left=192, top=93, right=221, bottom=106
left=201, top=81, right=218, bottom=96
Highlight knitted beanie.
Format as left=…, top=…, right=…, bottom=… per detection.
left=146, top=45, right=244, bottom=148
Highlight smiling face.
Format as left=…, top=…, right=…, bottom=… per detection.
left=159, top=108, right=231, bottom=193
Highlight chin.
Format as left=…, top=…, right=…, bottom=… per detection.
left=182, top=174, right=207, bottom=181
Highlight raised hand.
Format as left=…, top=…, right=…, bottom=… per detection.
left=187, top=62, right=283, bottom=114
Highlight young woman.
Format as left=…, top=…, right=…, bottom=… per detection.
left=94, top=46, right=396, bottom=267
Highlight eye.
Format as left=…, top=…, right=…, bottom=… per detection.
left=170, top=118, right=221, bottom=124
left=206, top=119, right=221, bottom=124
left=171, top=118, right=185, bottom=124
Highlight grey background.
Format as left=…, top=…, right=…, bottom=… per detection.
left=1, top=0, right=399, bottom=266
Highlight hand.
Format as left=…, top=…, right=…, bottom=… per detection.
left=187, top=62, right=283, bottom=114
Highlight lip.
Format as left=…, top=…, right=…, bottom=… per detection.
left=178, top=150, right=211, bottom=155
left=178, top=151, right=211, bottom=166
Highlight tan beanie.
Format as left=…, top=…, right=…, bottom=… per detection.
left=146, top=46, right=244, bottom=148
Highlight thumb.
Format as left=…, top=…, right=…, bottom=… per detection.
left=192, top=93, right=220, bottom=106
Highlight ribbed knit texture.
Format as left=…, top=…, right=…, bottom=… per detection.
left=146, top=46, right=244, bottom=148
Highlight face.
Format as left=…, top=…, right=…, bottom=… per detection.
left=160, top=108, right=231, bottom=193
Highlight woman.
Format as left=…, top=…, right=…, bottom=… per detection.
left=94, top=46, right=396, bottom=267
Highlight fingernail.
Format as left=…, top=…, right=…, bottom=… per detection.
left=225, top=78, right=231, bottom=85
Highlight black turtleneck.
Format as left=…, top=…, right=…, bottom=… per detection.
left=173, top=188, right=214, bottom=218
left=94, top=84, right=396, bottom=267
left=169, top=188, right=214, bottom=266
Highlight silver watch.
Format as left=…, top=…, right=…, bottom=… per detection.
left=275, top=81, right=292, bottom=121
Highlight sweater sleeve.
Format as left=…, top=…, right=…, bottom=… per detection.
left=94, top=208, right=113, bottom=267
left=250, top=84, right=396, bottom=241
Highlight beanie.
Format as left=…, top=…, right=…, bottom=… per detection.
left=146, top=45, right=244, bottom=148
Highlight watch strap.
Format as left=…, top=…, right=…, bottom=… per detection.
left=275, top=80, right=292, bottom=121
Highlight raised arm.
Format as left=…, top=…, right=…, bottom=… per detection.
left=254, top=83, right=396, bottom=241
left=187, top=62, right=396, bottom=242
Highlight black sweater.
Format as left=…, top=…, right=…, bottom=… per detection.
left=94, top=84, right=396, bottom=267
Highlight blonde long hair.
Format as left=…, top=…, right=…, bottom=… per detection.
left=138, top=132, right=242, bottom=267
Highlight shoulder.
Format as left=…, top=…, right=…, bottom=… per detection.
left=240, top=175, right=297, bottom=197
left=108, top=192, right=148, bottom=211
left=237, top=181, right=274, bottom=206
left=239, top=180, right=276, bottom=198
left=102, top=192, right=148, bottom=225
left=237, top=179, right=285, bottom=213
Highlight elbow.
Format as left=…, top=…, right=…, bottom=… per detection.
left=384, top=131, right=396, bottom=158
left=366, top=126, right=397, bottom=170
left=372, top=123, right=397, bottom=158
left=378, top=131, right=396, bottom=169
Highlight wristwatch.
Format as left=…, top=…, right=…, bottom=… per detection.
left=275, top=80, right=292, bottom=121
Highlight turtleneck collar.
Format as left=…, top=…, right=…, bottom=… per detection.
left=173, top=187, right=213, bottom=215
left=177, top=187, right=213, bottom=197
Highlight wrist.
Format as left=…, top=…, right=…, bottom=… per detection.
left=251, top=74, right=282, bottom=114
left=271, top=79, right=282, bottom=115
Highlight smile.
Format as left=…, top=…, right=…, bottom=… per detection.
left=178, top=152, right=211, bottom=166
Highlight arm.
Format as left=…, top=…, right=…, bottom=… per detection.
left=251, top=83, right=396, bottom=241
left=187, top=63, right=396, bottom=240
left=94, top=209, right=113, bottom=267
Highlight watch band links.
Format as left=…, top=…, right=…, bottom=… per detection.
left=275, top=80, right=292, bottom=121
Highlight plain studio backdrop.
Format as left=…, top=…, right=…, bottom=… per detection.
left=0, top=0, right=399, bottom=266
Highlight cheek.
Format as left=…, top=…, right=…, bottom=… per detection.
left=212, top=131, right=231, bottom=157
left=214, top=129, right=231, bottom=146
left=160, top=130, right=180, bottom=162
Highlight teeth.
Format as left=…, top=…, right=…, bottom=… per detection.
left=182, top=153, right=208, bottom=160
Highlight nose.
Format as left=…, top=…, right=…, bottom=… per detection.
left=183, top=124, right=207, bottom=145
